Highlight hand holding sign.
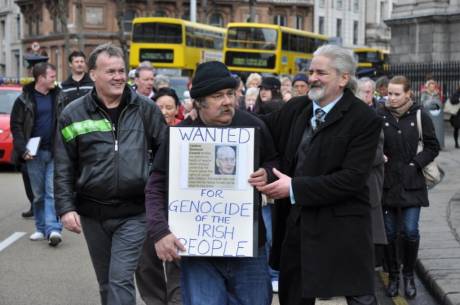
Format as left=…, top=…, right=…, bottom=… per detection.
left=248, top=168, right=267, bottom=187
left=155, top=233, right=186, bottom=262
left=258, top=168, right=291, bottom=199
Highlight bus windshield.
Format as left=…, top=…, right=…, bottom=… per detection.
left=132, top=22, right=182, bottom=44
left=355, top=51, right=380, bottom=63
left=227, top=27, right=278, bottom=50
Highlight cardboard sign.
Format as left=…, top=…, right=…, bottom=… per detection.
left=168, top=127, right=258, bottom=257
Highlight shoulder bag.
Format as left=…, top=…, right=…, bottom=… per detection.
left=443, top=98, right=460, bottom=116
left=416, top=109, right=442, bottom=188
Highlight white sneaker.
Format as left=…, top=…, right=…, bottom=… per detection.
left=48, top=231, right=62, bottom=247
left=272, top=280, right=279, bottom=293
left=30, top=231, right=45, bottom=241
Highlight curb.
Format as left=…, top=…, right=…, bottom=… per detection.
left=416, top=190, right=460, bottom=305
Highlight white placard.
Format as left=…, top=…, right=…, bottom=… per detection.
left=26, top=137, right=41, bottom=156
left=168, top=127, right=257, bottom=257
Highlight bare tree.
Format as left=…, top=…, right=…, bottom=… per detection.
left=114, top=0, right=129, bottom=69
left=45, top=0, right=70, bottom=63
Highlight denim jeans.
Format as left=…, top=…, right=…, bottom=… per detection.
left=261, top=205, right=280, bottom=282
left=26, top=149, right=61, bottom=237
left=383, top=207, right=421, bottom=241
left=180, top=248, right=272, bottom=305
left=81, top=213, right=146, bottom=305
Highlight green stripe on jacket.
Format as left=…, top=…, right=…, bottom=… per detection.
left=61, top=119, right=112, bottom=142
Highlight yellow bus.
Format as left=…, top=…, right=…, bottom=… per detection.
left=130, top=17, right=225, bottom=76
left=354, top=47, right=389, bottom=77
left=223, top=23, right=328, bottom=76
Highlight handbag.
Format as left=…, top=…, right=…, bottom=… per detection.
left=443, top=98, right=460, bottom=116
left=416, top=109, right=442, bottom=188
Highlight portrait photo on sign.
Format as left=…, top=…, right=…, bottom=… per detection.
left=214, top=145, right=237, bottom=175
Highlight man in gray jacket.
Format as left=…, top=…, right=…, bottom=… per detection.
left=54, top=43, right=166, bottom=305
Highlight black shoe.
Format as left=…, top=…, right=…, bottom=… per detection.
left=404, top=275, right=416, bottom=299
left=386, top=277, right=399, bottom=297
left=21, top=208, right=33, bottom=218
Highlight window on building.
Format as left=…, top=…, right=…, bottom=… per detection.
left=319, top=16, right=324, bottom=35
left=319, top=0, right=325, bottom=8
left=53, top=15, right=63, bottom=33
left=16, top=15, right=21, bottom=40
left=154, top=10, right=167, bottom=17
left=0, top=20, right=5, bottom=42
left=336, top=18, right=342, bottom=38
left=274, top=15, right=286, bottom=26
left=380, top=1, right=387, bottom=21
left=337, top=0, right=343, bottom=9
left=85, top=6, right=104, bottom=27
left=353, top=0, right=359, bottom=12
left=296, top=15, right=304, bottom=30
left=123, top=10, right=136, bottom=33
left=182, top=10, right=190, bottom=20
left=353, top=21, right=358, bottom=45
left=209, top=13, right=224, bottom=27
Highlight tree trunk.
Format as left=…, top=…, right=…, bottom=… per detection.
left=115, top=0, right=129, bottom=70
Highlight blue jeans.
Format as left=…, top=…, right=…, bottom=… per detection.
left=383, top=207, right=421, bottom=241
left=81, top=213, right=146, bottom=305
left=180, top=249, right=272, bottom=305
left=261, top=205, right=279, bottom=282
left=26, top=149, right=61, bottom=237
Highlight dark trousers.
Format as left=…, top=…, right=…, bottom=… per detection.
left=19, top=163, right=34, bottom=204
left=81, top=213, right=146, bottom=305
left=136, top=236, right=182, bottom=305
left=279, top=223, right=377, bottom=305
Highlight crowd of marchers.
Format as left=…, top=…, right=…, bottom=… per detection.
left=12, top=42, right=459, bottom=305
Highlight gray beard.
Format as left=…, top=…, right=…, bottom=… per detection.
left=308, top=87, right=325, bottom=101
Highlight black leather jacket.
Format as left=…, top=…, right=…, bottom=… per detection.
left=54, top=86, right=166, bottom=219
left=10, top=82, right=60, bottom=164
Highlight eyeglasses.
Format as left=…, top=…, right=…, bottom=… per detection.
left=209, top=90, right=236, bottom=103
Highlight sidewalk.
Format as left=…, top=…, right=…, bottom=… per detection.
left=417, top=123, right=460, bottom=305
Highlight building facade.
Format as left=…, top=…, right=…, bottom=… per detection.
left=385, top=0, right=460, bottom=63
left=0, top=0, right=23, bottom=78
left=365, top=0, right=394, bottom=50
left=313, top=0, right=365, bottom=49
left=15, top=0, right=314, bottom=80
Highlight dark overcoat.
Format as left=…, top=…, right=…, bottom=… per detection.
left=377, top=105, right=439, bottom=208
left=263, top=89, right=382, bottom=299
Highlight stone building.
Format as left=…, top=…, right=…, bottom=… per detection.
left=365, top=0, right=394, bottom=50
left=15, top=0, right=314, bottom=80
left=0, top=0, right=23, bottom=78
left=313, top=0, right=366, bottom=49
left=385, top=0, right=460, bottom=63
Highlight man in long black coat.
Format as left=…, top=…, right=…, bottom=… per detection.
left=259, top=45, right=382, bottom=305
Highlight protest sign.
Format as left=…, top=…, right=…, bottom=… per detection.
left=168, top=127, right=258, bottom=257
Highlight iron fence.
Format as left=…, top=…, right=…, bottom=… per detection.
left=383, top=62, right=460, bottom=103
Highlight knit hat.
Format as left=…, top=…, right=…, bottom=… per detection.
left=190, top=61, right=238, bottom=99
left=292, top=73, right=308, bottom=85
left=259, top=77, right=281, bottom=90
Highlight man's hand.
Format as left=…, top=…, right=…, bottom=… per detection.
left=23, top=151, right=33, bottom=160
left=248, top=168, right=267, bottom=187
left=155, top=233, right=186, bottom=262
left=61, top=211, right=82, bottom=234
left=258, top=168, right=291, bottom=199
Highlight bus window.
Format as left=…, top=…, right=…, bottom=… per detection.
left=227, top=27, right=277, bottom=50
left=132, top=23, right=182, bottom=44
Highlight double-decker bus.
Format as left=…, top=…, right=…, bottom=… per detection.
left=130, top=17, right=225, bottom=76
left=223, top=23, right=328, bottom=76
left=354, top=47, right=389, bottom=77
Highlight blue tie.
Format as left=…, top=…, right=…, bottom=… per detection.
left=314, top=108, right=326, bottom=130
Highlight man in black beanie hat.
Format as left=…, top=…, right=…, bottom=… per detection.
left=145, top=61, right=278, bottom=305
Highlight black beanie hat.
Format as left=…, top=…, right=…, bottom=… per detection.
left=190, top=61, right=238, bottom=99
left=259, top=77, right=281, bottom=90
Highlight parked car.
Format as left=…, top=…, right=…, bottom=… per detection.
left=0, top=85, right=22, bottom=164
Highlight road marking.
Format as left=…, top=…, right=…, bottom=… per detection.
left=378, top=271, right=410, bottom=305
left=0, top=232, right=26, bottom=252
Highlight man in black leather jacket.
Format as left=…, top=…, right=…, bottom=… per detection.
left=54, top=43, right=166, bottom=305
